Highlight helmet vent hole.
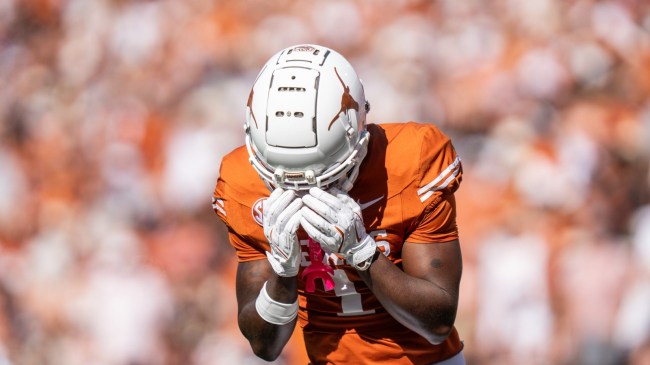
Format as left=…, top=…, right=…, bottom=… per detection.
left=275, top=111, right=285, bottom=117
left=278, top=87, right=306, bottom=92
left=294, top=112, right=304, bottom=118
left=291, top=76, right=296, bottom=80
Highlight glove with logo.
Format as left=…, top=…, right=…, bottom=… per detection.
left=300, top=187, right=377, bottom=271
left=264, top=188, right=303, bottom=277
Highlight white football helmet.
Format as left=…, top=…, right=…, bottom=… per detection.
left=245, top=44, right=370, bottom=191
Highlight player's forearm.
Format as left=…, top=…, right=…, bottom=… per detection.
left=238, top=308, right=296, bottom=361
left=238, top=275, right=298, bottom=361
left=358, top=255, right=458, bottom=344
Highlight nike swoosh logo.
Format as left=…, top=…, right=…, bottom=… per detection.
left=358, top=196, right=384, bottom=210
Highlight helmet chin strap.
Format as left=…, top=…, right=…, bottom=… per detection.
left=337, top=166, right=358, bottom=192
left=335, top=137, right=368, bottom=192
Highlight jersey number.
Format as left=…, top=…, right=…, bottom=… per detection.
left=300, top=230, right=390, bottom=316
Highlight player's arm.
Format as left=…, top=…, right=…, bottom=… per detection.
left=232, top=188, right=303, bottom=361
left=301, top=187, right=462, bottom=344
left=358, top=238, right=462, bottom=344
left=358, top=193, right=462, bottom=344
left=359, top=130, right=463, bottom=343
left=235, top=258, right=298, bottom=361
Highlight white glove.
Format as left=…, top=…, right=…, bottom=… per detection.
left=300, top=187, right=377, bottom=271
left=264, top=188, right=303, bottom=277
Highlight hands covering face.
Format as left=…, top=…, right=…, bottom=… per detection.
left=264, top=187, right=377, bottom=276
left=263, top=189, right=303, bottom=277
left=300, top=187, right=377, bottom=271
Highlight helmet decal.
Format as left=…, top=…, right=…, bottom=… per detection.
left=247, top=89, right=258, bottom=129
left=292, top=45, right=318, bottom=53
left=328, top=67, right=360, bottom=131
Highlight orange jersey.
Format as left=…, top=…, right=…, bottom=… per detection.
left=213, top=122, right=463, bottom=364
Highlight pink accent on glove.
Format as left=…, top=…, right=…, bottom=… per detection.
left=301, top=238, right=335, bottom=292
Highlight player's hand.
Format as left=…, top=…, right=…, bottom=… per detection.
left=264, top=188, right=303, bottom=277
left=300, top=187, right=377, bottom=271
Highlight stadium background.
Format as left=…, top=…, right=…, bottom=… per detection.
left=0, top=0, right=649, bottom=364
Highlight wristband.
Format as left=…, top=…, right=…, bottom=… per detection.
left=352, top=237, right=379, bottom=271
left=255, top=281, right=298, bottom=325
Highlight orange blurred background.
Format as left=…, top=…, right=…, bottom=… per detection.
left=1, top=1, right=649, bottom=364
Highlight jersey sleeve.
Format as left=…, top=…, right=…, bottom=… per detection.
left=226, top=227, right=267, bottom=262
left=406, top=193, right=458, bottom=243
left=405, top=124, right=463, bottom=243
left=212, top=157, right=268, bottom=262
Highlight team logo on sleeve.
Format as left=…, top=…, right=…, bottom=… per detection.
left=252, top=198, right=266, bottom=226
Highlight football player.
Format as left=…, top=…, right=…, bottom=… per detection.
left=213, top=44, right=465, bottom=364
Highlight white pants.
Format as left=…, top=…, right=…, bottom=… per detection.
left=432, top=350, right=465, bottom=365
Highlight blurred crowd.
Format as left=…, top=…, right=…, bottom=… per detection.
left=0, top=0, right=649, bottom=364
